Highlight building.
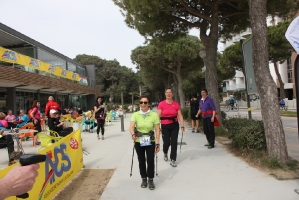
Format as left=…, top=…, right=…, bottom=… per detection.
left=221, top=16, right=296, bottom=100
left=0, top=22, right=101, bottom=115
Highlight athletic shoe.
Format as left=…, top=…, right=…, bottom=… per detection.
left=102, top=136, right=104, bottom=140
left=208, top=145, right=215, bottom=149
left=89, top=129, right=93, bottom=133
left=148, top=178, right=155, bottom=190
left=204, top=143, right=210, bottom=146
left=97, top=135, right=100, bottom=140
left=192, top=128, right=195, bottom=133
left=141, top=178, right=147, bottom=188
left=164, top=154, right=168, bottom=161
left=170, top=160, right=177, bottom=167
left=196, top=129, right=200, bottom=133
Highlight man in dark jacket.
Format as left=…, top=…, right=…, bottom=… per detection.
left=48, top=110, right=73, bottom=137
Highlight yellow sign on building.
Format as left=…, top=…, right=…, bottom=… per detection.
left=0, top=47, right=82, bottom=82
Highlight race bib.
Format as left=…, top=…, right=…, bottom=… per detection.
left=140, top=136, right=151, bottom=147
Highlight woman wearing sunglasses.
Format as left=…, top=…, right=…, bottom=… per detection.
left=129, top=95, right=160, bottom=190
left=157, top=87, right=185, bottom=167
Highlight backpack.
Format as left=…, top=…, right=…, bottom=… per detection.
left=28, top=109, right=34, bottom=119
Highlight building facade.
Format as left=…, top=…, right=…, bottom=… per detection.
left=0, top=23, right=101, bottom=115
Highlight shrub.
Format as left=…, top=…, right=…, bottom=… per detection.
left=181, top=107, right=190, bottom=121
left=223, top=117, right=266, bottom=153
left=221, top=111, right=227, bottom=120
left=215, top=126, right=228, bottom=136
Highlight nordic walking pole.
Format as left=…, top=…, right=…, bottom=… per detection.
left=156, top=153, right=158, bottom=176
left=130, top=144, right=135, bottom=177
left=180, top=131, right=183, bottom=153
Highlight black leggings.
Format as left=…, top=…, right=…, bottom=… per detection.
left=96, top=119, right=105, bottom=135
left=135, top=142, right=155, bottom=179
left=161, top=122, right=179, bottom=161
left=202, top=117, right=215, bottom=146
left=0, top=135, right=14, bottom=153
left=33, top=119, right=41, bottom=135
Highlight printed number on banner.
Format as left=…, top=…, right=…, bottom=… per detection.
left=140, top=136, right=151, bottom=147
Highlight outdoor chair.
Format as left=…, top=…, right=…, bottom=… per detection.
left=18, top=123, right=37, bottom=148
left=36, top=132, right=62, bottom=152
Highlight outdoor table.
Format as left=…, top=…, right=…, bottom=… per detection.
left=4, top=130, right=38, bottom=153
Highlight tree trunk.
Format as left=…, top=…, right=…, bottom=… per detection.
left=248, top=0, right=288, bottom=163
left=174, top=71, right=185, bottom=108
left=200, top=16, right=222, bottom=124
left=273, top=61, right=285, bottom=100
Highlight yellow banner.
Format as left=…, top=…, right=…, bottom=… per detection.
left=0, top=129, right=83, bottom=200
left=0, top=47, right=82, bottom=82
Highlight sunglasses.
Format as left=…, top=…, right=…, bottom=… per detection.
left=140, top=101, right=148, bottom=105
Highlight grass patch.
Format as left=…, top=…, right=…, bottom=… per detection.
left=261, top=157, right=283, bottom=170
left=280, top=111, right=297, bottom=117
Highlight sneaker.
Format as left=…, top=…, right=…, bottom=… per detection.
left=141, top=178, right=147, bottom=188
left=97, top=135, right=100, bottom=140
left=9, top=160, right=16, bottom=166
left=196, top=129, right=200, bottom=133
left=164, top=154, right=168, bottom=161
left=102, top=136, right=104, bottom=140
left=192, top=128, right=195, bottom=133
left=89, top=129, right=93, bottom=133
left=208, top=145, right=215, bottom=149
left=148, top=178, right=155, bottom=190
left=170, top=160, right=177, bottom=167
left=204, top=143, right=210, bottom=146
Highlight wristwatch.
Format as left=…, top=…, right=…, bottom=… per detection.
left=156, top=144, right=160, bottom=148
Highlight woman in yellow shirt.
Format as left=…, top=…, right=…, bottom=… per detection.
left=129, top=95, right=160, bottom=190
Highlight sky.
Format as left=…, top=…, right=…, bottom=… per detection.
left=0, top=0, right=200, bottom=71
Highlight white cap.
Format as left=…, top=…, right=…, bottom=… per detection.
left=50, top=109, right=58, bottom=114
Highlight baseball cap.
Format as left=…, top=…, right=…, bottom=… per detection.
left=50, top=109, right=58, bottom=114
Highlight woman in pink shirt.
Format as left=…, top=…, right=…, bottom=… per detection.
left=157, top=87, right=185, bottom=167
left=5, top=110, right=16, bottom=128
left=30, top=100, right=41, bottom=145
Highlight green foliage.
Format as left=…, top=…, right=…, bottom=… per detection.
left=74, top=54, right=140, bottom=104
left=220, top=41, right=243, bottom=72
left=215, top=126, right=229, bottom=137
left=223, top=117, right=266, bottom=153
left=181, top=107, right=190, bottom=121
left=268, top=21, right=292, bottom=63
left=261, top=157, right=283, bottom=169
left=220, top=111, right=227, bottom=120
left=286, top=159, right=299, bottom=171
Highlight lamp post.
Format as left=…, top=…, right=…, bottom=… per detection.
left=199, top=49, right=207, bottom=90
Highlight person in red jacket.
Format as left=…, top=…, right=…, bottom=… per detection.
left=44, top=96, right=61, bottom=118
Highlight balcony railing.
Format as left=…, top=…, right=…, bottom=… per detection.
left=226, top=85, right=236, bottom=91
left=235, top=84, right=245, bottom=90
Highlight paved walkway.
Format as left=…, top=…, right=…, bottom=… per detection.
left=97, top=112, right=299, bottom=200
left=0, top=112, right=298, bottom=200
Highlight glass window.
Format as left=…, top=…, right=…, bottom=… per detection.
left=68, top=62, right=77, bottom=72
left=77, top=66, right=86, bottom=76
left=10, top=47, right=34, bottom=58
left=288, top=71, right=293, bottom=83
left=37, top=48, right=66, bottom=69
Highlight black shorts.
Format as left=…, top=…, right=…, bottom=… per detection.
left=191, top=112, right=199, bottom=120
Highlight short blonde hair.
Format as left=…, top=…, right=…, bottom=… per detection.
left=0, top=112, right=6, bottom=120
